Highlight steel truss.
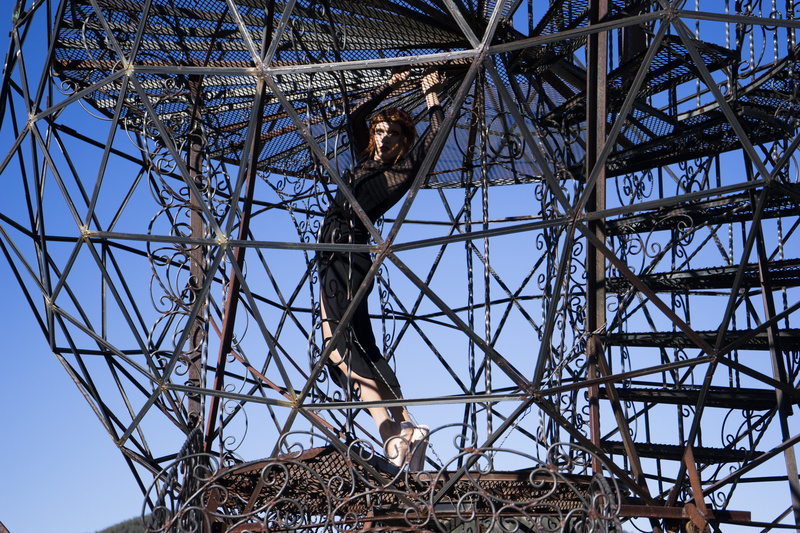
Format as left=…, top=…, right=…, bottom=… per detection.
left=2, top=0, right=800, bottom=531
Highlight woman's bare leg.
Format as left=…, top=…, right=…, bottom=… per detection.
left=347, top=371, right=402, bottom=442
left=379, top=381, right=411, bottom=425
left=320, top=297, right=401, bottom=442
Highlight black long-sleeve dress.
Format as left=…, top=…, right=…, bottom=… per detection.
left=317, top=83, right=444, bottom=390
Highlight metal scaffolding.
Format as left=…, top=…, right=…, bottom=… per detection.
left=2, top=0, right=800, bottom=531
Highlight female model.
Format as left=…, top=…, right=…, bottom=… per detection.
left=317, top=68, right=443, bottom=469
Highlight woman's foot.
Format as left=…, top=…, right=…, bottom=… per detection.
left=385, top=422, right=415, bottom=467
left=409, top=425, right=429, bottom=471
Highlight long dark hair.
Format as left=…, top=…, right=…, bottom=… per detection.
left=364, top=107, right=416, bottom=162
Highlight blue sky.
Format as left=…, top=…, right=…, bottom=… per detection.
left=0, top=294, right=144, bottom=533
left=0, top=10, right=142, bottom=533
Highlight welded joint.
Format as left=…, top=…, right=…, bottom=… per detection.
left=255, top=63, right=271, bottom=81
left=659, top=1, right=678, bottom=22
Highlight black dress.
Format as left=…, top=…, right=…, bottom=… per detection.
left=317, top=83, right=444, bottom=390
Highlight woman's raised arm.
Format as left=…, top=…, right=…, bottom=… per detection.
left=421, top=68, right=444, bottom=110
left=349, top=69, right=411, bottom=154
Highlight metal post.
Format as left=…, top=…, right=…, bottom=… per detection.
left=586, top=0, right=608, bottom=474
left=479, top=69, right=493, bottom=440
left=746, top=159, right=800, bottom=532
left=186, top=99, right=205, bottom=430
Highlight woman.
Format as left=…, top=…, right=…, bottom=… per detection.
left=317, top=68, right=443, bottom=469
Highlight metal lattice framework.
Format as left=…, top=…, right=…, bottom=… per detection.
left=2, top=0, right=800, bottom=531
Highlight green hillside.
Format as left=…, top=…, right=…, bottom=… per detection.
left=96, top=516, right=145, bottom=533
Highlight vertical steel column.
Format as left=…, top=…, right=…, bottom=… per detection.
left=203, top=0, right=276, bottom=451
left=478, top=69, right=493, bottom=440
left=464, top=78, right=482, bottom=444
left=203, top=87, right=266, bottom=453
left=746, top=160, right=800, bottom=531
left=585, top=0, right=608, bottom=473
left=466, top=178, right=477, bottom=439
left=186, top=93, right=206, bottom=429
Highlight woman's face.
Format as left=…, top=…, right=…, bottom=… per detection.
left=372, top=121, right=404, bottom=163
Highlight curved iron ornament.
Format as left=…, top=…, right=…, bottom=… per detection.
left=143, top=430, right=623, bottom=533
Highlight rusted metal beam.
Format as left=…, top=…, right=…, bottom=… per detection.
left=203, top=81, right=268, bottom=453
left=618, top=504, right=751, bottom=522
left=684, top=446, right=711, bottom=533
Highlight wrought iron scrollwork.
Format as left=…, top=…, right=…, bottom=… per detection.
left=143, top=429, right=624, bottom=533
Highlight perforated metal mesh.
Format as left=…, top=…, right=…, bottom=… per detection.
left=52, top=0, right=798, bottom=189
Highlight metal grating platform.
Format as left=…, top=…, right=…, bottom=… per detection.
left=599, top=386, right=799, bottom=410
left=601, top=441, right=759, bottom=464
left=50, top=0, right=798, bottom=186
left=210, top=445, right=596, bottom=513
left=606, top=185, right=800, bottom=235
left=605, top=329, right=800, bottom=351
left=607, top=259, right=800, bottom=293
left=205, top=445, right=608, bottom=532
